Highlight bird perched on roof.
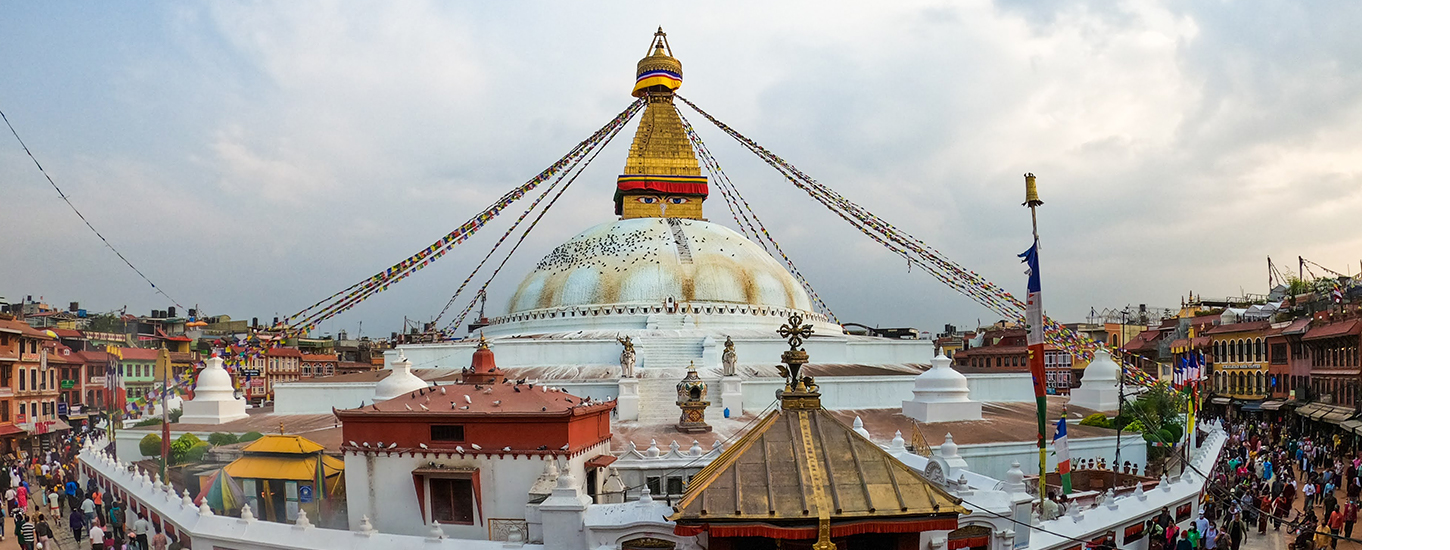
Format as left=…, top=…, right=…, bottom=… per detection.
left=419, top=443, right=429, bottom=449
left=419, top=404, right=429, bottom=411
left=513, top=386, right=521, bottom=392
left=440, top=386, right=446, bottom=395
left=388, top=442, right=397, bottom=449
left=464, top=395, right=472, bottom=404
left=560, top=444, right=569, bottom=451
left=362, top=442, right=370, bottom=448
left=450, top=402, right=456, bottom=409
left=349, top=440, right=358, bottom=447
left=377, top=442, right=383, bottom=449
left=537, top=445, right=547, bottom=450
left=405, top=404, right=412, bottom=411
left=471, top=443, right=481, bottom=450
left=493, top=400, right=501, bottom=406
left=502, top=446, right=511, bottom=452
left=455, top=445, right=464, bottom=454
left=483, top=387, right=492, bottom=394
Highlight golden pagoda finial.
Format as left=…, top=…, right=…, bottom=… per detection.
left=616, top=28, right=709, bottom=219
left=1023, top=172, right=1043, bottom=207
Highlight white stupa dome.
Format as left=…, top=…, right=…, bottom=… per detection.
left=1081, top=350, right=1121, bottom=383
left=374, top=353, right=428, bottom=402
left=902, top=353, right=981, bottom=422
left=507, top=218, right=812, bottom=314
left=192, top=355, right=238, bottom=401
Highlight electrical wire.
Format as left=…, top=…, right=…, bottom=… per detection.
left=1, top=107, right=184, bottom=308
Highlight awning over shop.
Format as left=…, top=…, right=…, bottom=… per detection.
left=1320, top=406, right=1356, bottom=423
left=1260, top=400, right=1286, bottom=411
left=0, top=424, right=27, bottom=437
left=1337, top=419, right=1362, bottom=436
left=1240, top=400, right=1265, bottom=412
left=1295, top=403, right=1328, bottom=418
left=1211, top=397, right=1232, bottom=405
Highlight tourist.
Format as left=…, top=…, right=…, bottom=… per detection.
left=70, top=506, right=88, bottom=542
left=1041, top=491, right=1062, bottom=520
left=89, top=519, right=105, bottom=550
left=1176, top=530, right=1194, bottom=550
left=1186, top=523, right=1201, bottom=549
left=1227, top=513, right=1246, bottom=550
left=34, top=516, right=52, bottom=550
left=18, top=513, right=35, bottom=550
left=80, top=491, right=96, bottom=526
left=1302, top=478, right=1317, bottom=509
left=1313, top=519, right=1332, bottom=550
left=1203, top=522, right=1219, bottom=550
left=1340, top=499, right=1358, bottom=543
left=1327, top=505, right=1345, bottom=549
left=46, top=486, right=59, bottom=521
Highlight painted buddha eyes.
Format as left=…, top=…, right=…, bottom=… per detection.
left=635, top=196, right=691, bottom=205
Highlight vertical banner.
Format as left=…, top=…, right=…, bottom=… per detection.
left=1019, top=239, right=1048, bottom=498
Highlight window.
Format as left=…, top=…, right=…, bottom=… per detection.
left=646, top=476, right=662, bottom=496
left=430, top=425, right=465, bottom=442
left=667, top=476, right=685, bottom=495
left=428, top=478, right=475, bottom=524
left=0, top=400, right=7, bottom=422
left=30, top=402, right=37, bottom=419
left=1271, top=344, right=1288, bottom=365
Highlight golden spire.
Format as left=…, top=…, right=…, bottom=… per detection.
left=615, top=28, right=709, bottom=219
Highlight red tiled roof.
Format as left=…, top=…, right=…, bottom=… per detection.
left=74, top=350, right=112, bottom=364
left=115, top=348, right=159, bottom=361
left=1122, top=329, right=1162, bottom=352
left=365, top=380, right=613, bottom=417
left=266, top=347, right=304, bottom=358
left=1202, top=321, right=1272, bottom=335
left=43, top=343, right=82, bottom=364
left=1304, top=319, right=1360, bottom=340
left=1279, top=318, right=1313, bottom=336
left=0, top=319, right=28, bottom=334
left=301, top=354, right=338, bottom=362
left=50, top=328, right=84, bottom=339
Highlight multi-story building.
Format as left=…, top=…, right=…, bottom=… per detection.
left=301, top=353, right=339, bottom=378
left=1, top=319, right=65, bottom=450
left=1205, top=321, right=1272, bottom=400
left=0, top=317, right=31, bottom=452
left=266, top=347, right=303, bottom=391
left=1303, top=307, right=1361, bottom=408
left=46, top=341, right=84, bottom=414
left=75, top=349, right=112, bottom=410
left=952, top=327, right=1077, bottom=394
left=115, top=348, right=159, bottom=404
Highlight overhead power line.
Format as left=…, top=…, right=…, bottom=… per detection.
left=1, top=106, right=184, bottom=309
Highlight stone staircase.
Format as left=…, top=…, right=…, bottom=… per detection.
left=639, top=337, right=704, bottom=369
left=635, top=376, right=729, bottom=423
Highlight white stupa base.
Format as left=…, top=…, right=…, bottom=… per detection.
left=720, top=375, right=743, bottom=417
left=179, top=399, right=248, bottom=425
left=902, top=399, right=983, bottom=423
left=1068, top=386, right=1120, bottom=412
left=616, top=378, right=639, bottom=421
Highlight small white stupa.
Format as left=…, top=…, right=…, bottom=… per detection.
left=1069, top=350, right=1122, bottom=411
left=178, top=352, right=248, bottom=425
left=902, top=352, right=982, bottom=422
left=373, top=350, right=428, bottom=403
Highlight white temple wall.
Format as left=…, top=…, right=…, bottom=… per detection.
left=343, top=450, right=597, bottom=540
left=944, top=435, right=1148, bottom=482
left=275, top=382, right=379, bottom=413
left=964, top=373, right=1035, bottom=403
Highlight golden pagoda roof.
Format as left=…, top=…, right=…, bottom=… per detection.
left=668, top=394, right=968, bottom=524
left=241, top=434, right=326, bottom=455
left=224, top=453, right=343, bottom=481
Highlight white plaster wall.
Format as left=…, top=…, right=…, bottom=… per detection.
left=344, top=451, right=597, bottom=540
left=275, top=382, right=379, bottom=413
left=947, top=435, right=1148, bottom=482
left=963, top=373, right=1035, bottom=403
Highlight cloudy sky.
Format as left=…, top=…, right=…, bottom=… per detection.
left=0, top=1, right=1361, bottom=338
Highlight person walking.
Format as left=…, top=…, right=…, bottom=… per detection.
left=1313, top=520, right=1332, bottom=550
left=70, top=507, right=87, bottom=543
left=1340, top=499, right=1358, bottom=543
left=1204, top=522, right=1220, bottom=550
left=80, top=492, right=96, bottom=527
left=34, top=516, right=52, bottom=550
left=88, top=519, right=105, bottom=550
left=1227, top=513, right=1246, bottom=550
left=18, top=513, right=35, bottom=550
left=1327, top=505, right=1345, bottom=549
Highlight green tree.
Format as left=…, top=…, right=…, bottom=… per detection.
left=239, top=431, right=264, bottom=443
left=207, top=432, right=240, bottom=446
left=139, top=434, right=163, bottom=457
left=168, top=408, right=184, bottom=423
left=1120, top=381, right=1186, bottom=444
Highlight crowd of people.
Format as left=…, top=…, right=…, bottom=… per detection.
left=1146, top=414, right=1361, bottom=550
left=0, top=426, right=175, bottom=550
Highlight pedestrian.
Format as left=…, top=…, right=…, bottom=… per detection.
left=1256, top=493, right=1270, bottom=534
left=46, top=487, right=59, bottom=522
left=1314, top=520, right=1332, bottom=550
left=1187, top=524, right=1201, bottom=549
left=1228, top=513, right=1246, bottom=550
left=1176, top=530, right=1194, bottom=550
left=18, top=513, right=35, bottom=550
left=1327, top=505, right=1345, bottom=549
left=70, top=507, right=87, bottom=542
left=81, top=493, right=96, bottom=526
left=1340, top=499, right=1358, bottom=543
left=89, top=519, right=105, bottom=550
left=35, top=516, right=52, bottom=550
left=1204, top=522, right=1219, bottom=550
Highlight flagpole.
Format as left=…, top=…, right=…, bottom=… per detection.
left=1022, top=173, right=1048, bottom=509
